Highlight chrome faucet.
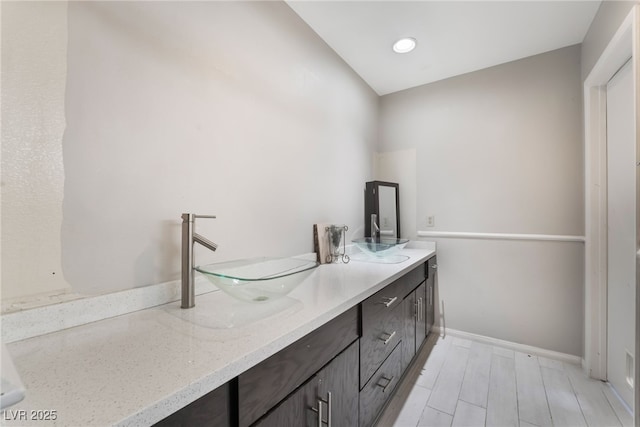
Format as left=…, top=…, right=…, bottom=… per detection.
left=371, top=213, right=380, bottom=238
left=181, top=213, right=218, bottom=309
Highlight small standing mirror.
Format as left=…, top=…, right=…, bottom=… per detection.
left=365, top=181, right=400, bottom=238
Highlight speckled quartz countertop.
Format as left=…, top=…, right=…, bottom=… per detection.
left=3, top=244, right=436, bottom=426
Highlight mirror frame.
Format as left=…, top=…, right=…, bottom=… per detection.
left=364, top=181, right=400, bottom=238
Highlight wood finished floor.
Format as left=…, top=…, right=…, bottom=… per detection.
left=376, top=334, right=633, bottom=427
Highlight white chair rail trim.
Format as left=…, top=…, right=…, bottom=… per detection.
left=417, top=231, right=585, bottom=243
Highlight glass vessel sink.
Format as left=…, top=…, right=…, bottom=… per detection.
left=352, top=237, right=410, bottom=258
left=195, top=257, right=319, bottom=303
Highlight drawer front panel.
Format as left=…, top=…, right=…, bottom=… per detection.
left=362, top=264, right=425, bottom=325
left=239, top=306, right=359, bottom=427
left=400, top=264, right=427, bottom=296
left=360, top=301, right=402, bottom=388
left=359, top=343, right=402, bottom=427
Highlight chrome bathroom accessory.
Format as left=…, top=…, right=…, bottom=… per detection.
left=181, top=213, right=218, bottom=309
left=325, top=225, right=350, bottom=264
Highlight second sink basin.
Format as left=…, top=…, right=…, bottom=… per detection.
left=195, top=257, right=319, bottom=303
left=352, top=237, right=410, bottom=258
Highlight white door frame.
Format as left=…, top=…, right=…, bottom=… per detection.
left=583, top=5, right=639, bottom=421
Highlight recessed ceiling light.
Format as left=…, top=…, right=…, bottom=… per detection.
left=393, top=37, right=416, bottom=54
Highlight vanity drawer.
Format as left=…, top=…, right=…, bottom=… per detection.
left=360, top=298, right=402, bottom=388
left=238, top=306, right=358, bottom=427
left=398, top=264, right=427, bottom=296
left=359, top=342, right=402, bottom=427
left=362, top=265, right=425, bottom=323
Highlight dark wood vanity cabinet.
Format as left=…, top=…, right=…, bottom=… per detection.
left=155, top=255, right=437, bottom=427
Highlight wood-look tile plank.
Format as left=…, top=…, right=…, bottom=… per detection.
left=538, top=356, right=564, bottom=371
left=600, top=381, right=633, bottom=427
left=492, top=346, right=514, bottom=359
left=418, top=406, right=453, bottom=427
left=452, top=337, right=473, bottom=349
left=393, top=385, right=432, bottom=427
left=563, top=363, right=622, bottom=427
left=459, top=341, right=492, bottom=408
left=452, top=401, right=486, bottom=427
left=541, top=366, right=587, bottom=427
left=486, top=353, right=518, bottom=426
left=514, top=352, right=552, bottom=427
left=404, top=335, right=439, bottom=387
left=416, top=336, right=453, bottom=390
left=427, top=345, right=469, bottom=415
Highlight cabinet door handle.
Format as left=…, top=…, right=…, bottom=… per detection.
left=312, top=392, right=332, bottom=427
left=378, top=296, right=398, bottom=307
left=431, top=264, right=438, bottom=269
left=376, top=375, right=395, bottom=393
left=310, top=399, right=323, bottom=427
left=414, top=299, right=418, bottom=319
left=379, top=330, right=397, bottom=345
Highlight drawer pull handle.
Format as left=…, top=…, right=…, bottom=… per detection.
left=379, top=331, right=397, bottom=345
left=376, top=375, right=395, bottom=393
left=378, top=296, right=398, bottom=307
left=431, top=264, right=438, bottom=269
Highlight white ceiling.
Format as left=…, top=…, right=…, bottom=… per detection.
left=287, top=1, right=602, bottom=95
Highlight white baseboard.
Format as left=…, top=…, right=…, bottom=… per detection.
left=433, top=326, right=582, bottom=365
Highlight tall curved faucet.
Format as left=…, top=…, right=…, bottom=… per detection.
left=181, top=213, right=218, bottom=308
left=371, top=213, right=380, bottom=238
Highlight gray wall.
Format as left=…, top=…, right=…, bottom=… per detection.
left=379, top=45, right=584, bottom=356
left=581, top=0, right=639, bottom=80
left=2, top=1, right=378, bottom=299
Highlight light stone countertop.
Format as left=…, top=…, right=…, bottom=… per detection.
left=3, top=245, right=436, bottom=427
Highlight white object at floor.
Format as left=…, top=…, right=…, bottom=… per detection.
left=1, top=343, right=25, bottom=410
